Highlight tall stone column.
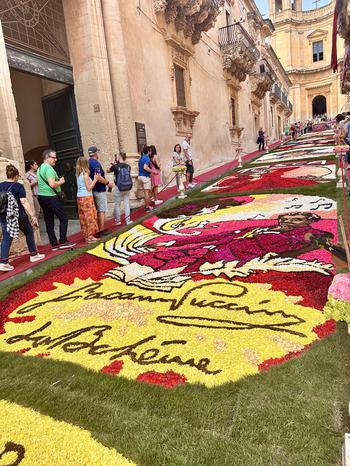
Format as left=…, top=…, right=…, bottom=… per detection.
left=100, top=0, right=142, bottom=207
left=62, top=0, right=119, bottom=163
left=101, top=0, right=137, bottom=154
left=0, top=21, right=23, bottom=166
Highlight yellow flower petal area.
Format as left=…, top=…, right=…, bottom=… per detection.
left=0, top=400, right=134, bottom=466
left=0, top=276, right=327, bottom=386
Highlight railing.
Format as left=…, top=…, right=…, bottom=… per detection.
left=282, top=92, right=288, bottom=105
left=218, top=23, right=257, bottom=52
left=271, top=83, right=282, bottom=99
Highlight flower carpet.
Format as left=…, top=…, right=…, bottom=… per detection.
left=0, top=129, right=348, bottom=465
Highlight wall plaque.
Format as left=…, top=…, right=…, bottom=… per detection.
left=135, top=122, right=147, bottom=153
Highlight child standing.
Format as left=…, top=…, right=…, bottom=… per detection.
left=149, top=145, right=163, bottom=205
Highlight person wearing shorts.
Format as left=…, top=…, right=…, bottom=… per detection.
left=138, top=146, right=153, bottom=212
left=182, top=134, right=195, bottom=189
left=88, top=146, right=112, bottom=232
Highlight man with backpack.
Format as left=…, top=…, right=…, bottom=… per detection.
left=108, top=152, right=133, bottom=226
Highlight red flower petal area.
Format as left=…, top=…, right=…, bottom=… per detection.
left=136, top=371, right=187, bottom=389
left=313, top=320, right=336, bottom=338
left=0, top=253, right=114, bottom=334
left=258, top=345, right=312, bottom=372
left=100, top=360, right=124, bottom=375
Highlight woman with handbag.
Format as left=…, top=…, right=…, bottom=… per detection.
left=0, top=164, right=45, bottom=272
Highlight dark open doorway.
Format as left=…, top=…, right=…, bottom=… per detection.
left=312, top=95, right=327, bottom=117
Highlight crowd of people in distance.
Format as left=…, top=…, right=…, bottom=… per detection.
left=0, top=134, right=197, bottom=272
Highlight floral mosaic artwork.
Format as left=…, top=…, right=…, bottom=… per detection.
left=204, top=160, right=335, bottom=193
left=0, top=193, right=337, bottom=388
left=0, top=400, right=134, bottom=465
left=253, top=146, right=334, bottom=164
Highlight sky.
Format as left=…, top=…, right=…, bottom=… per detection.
left=255, top=0, right=330, bottom=17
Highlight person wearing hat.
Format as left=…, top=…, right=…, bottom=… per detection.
left=88, top=146, right=112, bottom=233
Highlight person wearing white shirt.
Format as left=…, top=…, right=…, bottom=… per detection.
left=182, top=134, right=196, bottom=189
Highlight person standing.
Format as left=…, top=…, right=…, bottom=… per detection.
left=25, top=160, right=40, bottom=218
left=108, top=152, right=133, bottom=225
left=182, top=134, right=195, bottom=189
left=37, top=149, right=75, bottom=250
left=88, top=146, right=112, bottom=234
left=257, top=128, right=265, bottom=151
left=172, top=144, right=185, bottom=188
left=138, top=146, right=153, bottom=212
left=149, top=145, right=163, bottom=205
left=76, top=156, right=99, bottom=243
left=0, top=164, right=45, bottom=272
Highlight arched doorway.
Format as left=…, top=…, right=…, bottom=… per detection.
left=312, top=95, right=327, bottom=116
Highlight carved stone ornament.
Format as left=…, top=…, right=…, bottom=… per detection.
left=221, top=43, right=259, bottom=82
left=229, top=125, right=244, bottom=139
left=269, top=92, right=279, bottom=104
left=154, top=0, right=225, bottom=45
left=251, top=71, right=274, bottom=100
left=171, top=106, right=200, bottom=136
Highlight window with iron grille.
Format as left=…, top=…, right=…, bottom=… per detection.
left=174, top=65, right=186, bottom=107
left=231, top=98, right=236, bottom=125
left=312, top=41, right=323, bottom=62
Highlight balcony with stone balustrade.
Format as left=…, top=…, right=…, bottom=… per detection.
left=218, top=22, right=260, bottom=83
left=251, top=59, right=275, bottom=101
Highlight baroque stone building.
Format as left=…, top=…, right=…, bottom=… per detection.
left=268, top=0, right=348, bottom=121
left=0, top=0, right=291, bottom=218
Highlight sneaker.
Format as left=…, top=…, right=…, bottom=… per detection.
left=144, top=207, right=153, bottom=212
left=0, top=263, right=14, bottom=272
left=59, top=241, right=76, bottom=249
left=30, top=253, right=46, bottom=263
left=154, top=200, right=163, bottom=205
left=188, top=182, right=197, bottom=188
left=115, top=221, right=122, bottom=226
left=52, top=245, right=60, bottom=251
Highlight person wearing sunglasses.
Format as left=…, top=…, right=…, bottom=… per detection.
left=37, top=149, right=75, bottom=251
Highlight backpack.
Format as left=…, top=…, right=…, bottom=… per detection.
left=116, top=165, right=133, bottom=192
left=0, top=191, right=8, bottom=215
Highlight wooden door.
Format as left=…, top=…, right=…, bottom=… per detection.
left=42, top=86, right=82, bottom=218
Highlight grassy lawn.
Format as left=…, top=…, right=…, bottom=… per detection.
left=0, top=322, right=349, bottom=466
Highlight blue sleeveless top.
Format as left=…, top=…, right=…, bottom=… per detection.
left=76, top=173, right=92, bottom=197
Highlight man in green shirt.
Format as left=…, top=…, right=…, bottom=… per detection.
left=38, top=149, right=75, bottom=250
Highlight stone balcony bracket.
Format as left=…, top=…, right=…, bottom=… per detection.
left=154, top=0, right=225, bottom=45
left=171, top=106, right=200, bottom=136
left=221, top=44, right=259, bottom=82
left=269, top=93, right=279, bottom=104
left=251, top=72, right=274, bottom=100
left=229, top=125, right=244, bottom=139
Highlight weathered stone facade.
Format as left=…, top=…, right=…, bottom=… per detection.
left=269, top=0, right=348, bottom=120
left=0, top=0, right=292, bottom=223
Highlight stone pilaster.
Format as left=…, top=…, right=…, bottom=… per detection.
left=0, top=21, right=23, bottom=166
left=62, top=0, right=119, bottom=165
left=101, top=0, right=137, bottom=154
